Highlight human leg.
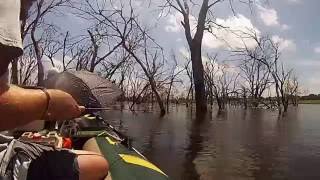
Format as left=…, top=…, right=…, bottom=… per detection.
left=26, top=150, right=79, bottom=180
left=26, top=149, right=109, bottom=180
left=72, top=150, right=109, bottom=180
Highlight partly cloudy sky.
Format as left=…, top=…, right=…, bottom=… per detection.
left=49, top=0, right=320, bottom=94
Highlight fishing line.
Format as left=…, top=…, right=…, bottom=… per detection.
left=85, top=107, right=153, bottom=112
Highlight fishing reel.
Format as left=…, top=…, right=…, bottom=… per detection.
left=59, top=118, right=79, bottom=138
left=59, top=114, right=102, bottom=137
left=59, top=113, right=134, bottom=149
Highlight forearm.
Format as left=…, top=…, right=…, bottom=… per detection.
left=0, top=85, right=47, bottom=130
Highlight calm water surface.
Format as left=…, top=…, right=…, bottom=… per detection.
left=103, top=104, right=320, bottom=180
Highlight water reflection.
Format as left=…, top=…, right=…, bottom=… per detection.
left=103, top=104, right=320, bottom=180
left=182, top=112, right=210, bottom=180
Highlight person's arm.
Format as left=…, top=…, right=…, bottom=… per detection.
left=0, top=85, right=84, bottom=130
left=0, top=0, right=84, bottom=130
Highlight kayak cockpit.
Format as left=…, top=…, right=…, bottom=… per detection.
left=12, top=114, right=169, bottom=180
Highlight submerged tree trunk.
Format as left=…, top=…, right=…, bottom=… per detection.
left=282, top=92, right=289, bottom=113
left=274, top=81, right=282, bottom=115
left=130, top=84, right=149, bottom=110
left=150, top=79, right=165, bottom=115
left=166, top=80, right=173, bottom=112
left=217, top=98, right=224, bottom=111
left=243, top=87, right=248, bottom=110
left=283, top=101, right=289, bottom=112
left=190, top=41, right=207, bottom=113
left=178, top=0, right=209, bottom=114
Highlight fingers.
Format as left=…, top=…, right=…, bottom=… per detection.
left=79, top=106, right=86, bottom=113
left=70, top=105, right=85, bottom=119
left=47, top=89, right=84, bottom=120
left=70, top=103, right=83, bottom=119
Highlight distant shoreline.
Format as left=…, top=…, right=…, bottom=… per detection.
left=299, top=100, right=320, bottom=104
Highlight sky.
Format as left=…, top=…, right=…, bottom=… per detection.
left=47, top=0, right=320, bottom=94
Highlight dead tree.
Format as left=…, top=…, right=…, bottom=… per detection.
left=204, top=54, right=219, bottom=108
left=241, top=85, right=248, bottom=109
left=123, top=32, right=166, bottom=115
left=239, top=54, right=271, bottom=107
left=165, top=51, right=184, bottom=112
left=24, top=0, right=70, bottom=85
left=126, top=68, right=146, bottom=108
left=101, top=49, right=131, bottom=80
left=204, top=55, right=241, bottom=108
left=73, top=0, right=167, bottom=115
left=183, top=57, right=193, bottom=107
left=44, top=31, right=82, bottom=71
left=44, top=33, right=62, bottom=68
left=18, top=48, right=38, bottom=85
left=117, top=59, right=134, bottom=108
left=236, top=30, right=295, bottom=114
left=286, top=75, right=299, bottom=106
left=204, top=55, right=220, bottom=109
left=86, top=30, right=122, bottom=72
left=161, top=0, right=254, bottom=113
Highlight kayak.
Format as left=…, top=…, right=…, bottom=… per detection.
left=83, top=136, right=168, bottom=180
left=17, top=114, right=169, bottom=180
left=64, top=114, right=169, bottom=180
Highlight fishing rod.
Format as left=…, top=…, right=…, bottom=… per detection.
left=94, top=114, right=146, bottom=159
left=70, top=109, right=148, bottom=159
left=82, top=114, right=144, bottom=157
left=85, top=107, right=153, bottom=112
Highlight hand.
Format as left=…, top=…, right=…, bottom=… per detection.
left=46, top=89, right=85, bottom=121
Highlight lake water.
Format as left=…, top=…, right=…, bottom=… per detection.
left=103, top=104, right=320, bottom=180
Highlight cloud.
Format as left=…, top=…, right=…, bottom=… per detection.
left=42, top=56, right=64, bottom=75
left=202, top=14, right=260, bottom=49
left=287, top=0, right=301, bottom=4
left=293, top=59, right=320, bottom=94
left=257, top=5, right=290, bottom=31
left=306, top=77, right=320, bottom=94
left=179, top=47, right=190, bottom=58
left=164, top=12, right=197, bottom=33
left=165, top=12, right=260, bottom=50
left=165, top=12, right=294, bottom=53
left=179, top=47, right=215, bottom=64
left=132, top=0, right=143, bottom=7
left=314, top=46, right=320, bottom=54
left=257, top=5, right=279, bottom=26
left=164, top=12, right=182, bottom=32
left=281, top=24, right=290, bottom=31
left=271, top=35, right=296, bottom=52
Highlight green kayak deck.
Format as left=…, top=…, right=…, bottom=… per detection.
left=82, top=134, right=169, bottom=180
left=73, top=114, right=169, bottom=180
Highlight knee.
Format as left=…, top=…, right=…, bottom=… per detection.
left=77, top=154, right=109, bottom=180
